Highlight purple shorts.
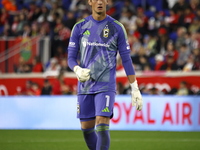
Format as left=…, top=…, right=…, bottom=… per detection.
left=77, top=92, right=115, bottom=120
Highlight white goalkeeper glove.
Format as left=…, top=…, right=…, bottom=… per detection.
left=73, top=66, right=91, bottom=82
left=130, top=80, right=143, bottom=111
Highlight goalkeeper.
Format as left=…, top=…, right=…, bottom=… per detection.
left=68, top=0, right=143, bottom=149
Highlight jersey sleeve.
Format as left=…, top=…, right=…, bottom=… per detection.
left=116, top=22, right=135, bottom=75
left=67, top=23, right=80, bottom=70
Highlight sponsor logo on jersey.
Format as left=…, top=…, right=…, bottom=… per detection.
left=82, top=41, right=87, bottom=47
left=82, top=41, right=110, bottom=48
left=69, top=42, right=76, bottom=47
left=103, top=25, right=109, bottom=38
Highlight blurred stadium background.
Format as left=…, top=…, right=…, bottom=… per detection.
left=0, top=0, right=200, bottom=150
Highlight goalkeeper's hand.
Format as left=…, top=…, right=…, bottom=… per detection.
left=130, top=80, right=143, bottom=111
left=73, top=66, right=91, bottom=82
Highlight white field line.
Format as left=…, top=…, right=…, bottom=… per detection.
left=1, top=138, right=200, bottom=143
left=111, top=138, right=200, bottom=142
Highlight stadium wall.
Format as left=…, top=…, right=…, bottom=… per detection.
left=0, top=71, right=200, bottom=95
left=0, top=95, right=200, bottom=131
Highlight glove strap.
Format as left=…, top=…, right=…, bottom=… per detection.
left=130, top=80, right=139, bottom=91
left=73, top=65, right=80, bottom=72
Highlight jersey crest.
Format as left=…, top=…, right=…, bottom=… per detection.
left=103, top=25, right=109, bottom=38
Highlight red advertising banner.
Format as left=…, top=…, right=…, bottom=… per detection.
left=0, top=72, right=200, bottom=95
left=117, top=76, right=200, bottom=93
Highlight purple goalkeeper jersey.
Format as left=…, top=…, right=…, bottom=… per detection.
left=68, top=15, right=134, bottom=94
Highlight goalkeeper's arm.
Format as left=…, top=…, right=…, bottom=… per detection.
left=128, top=75, right=143, bottom=111
left=120, top=51, right=143, bottom=111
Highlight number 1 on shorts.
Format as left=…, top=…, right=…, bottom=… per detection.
left=105, top=95, right=110, bottom=107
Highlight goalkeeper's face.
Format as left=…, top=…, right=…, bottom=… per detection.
left=88, top=0, right=108, bottom=15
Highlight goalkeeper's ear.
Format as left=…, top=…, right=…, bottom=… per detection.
left=88, top=0, right=92, bottom=6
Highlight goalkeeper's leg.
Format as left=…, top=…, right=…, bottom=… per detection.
left=78, top=94, right=97, bottom=150
left=94, top=92, right=115, bottom=150
left=81, top=119, right=97, bottom=150
left=96, top=116, right=110, bottom=150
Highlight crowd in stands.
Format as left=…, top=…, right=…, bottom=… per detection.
left=15, top=71, right=75, bottom=96
left=1, top=0, right=200, bottom=95
left=15, top=73, right=199, bottom=96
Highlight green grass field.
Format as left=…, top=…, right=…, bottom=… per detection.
left=0, top=130, right=200, bottom=150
